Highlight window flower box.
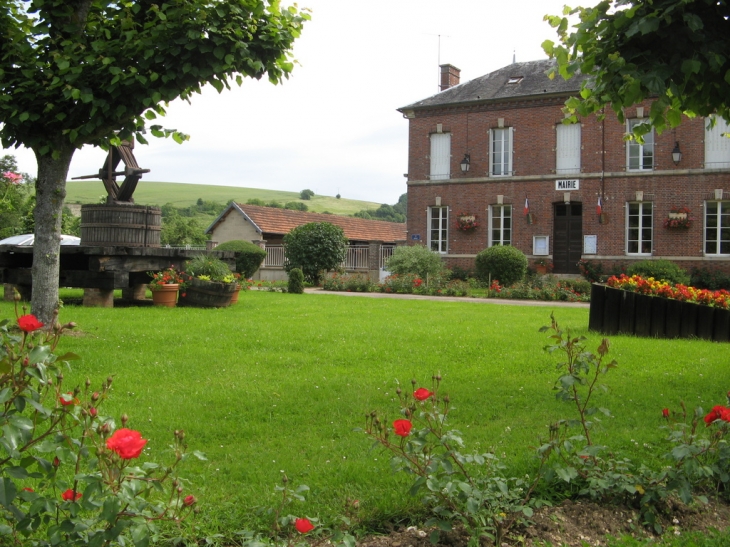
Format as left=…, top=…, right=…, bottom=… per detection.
left=663, top=207, right=693, bottom=229
left=455, top=213, right=479, bottom=233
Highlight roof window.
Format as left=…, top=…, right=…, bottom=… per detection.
left=507, top=76, right=523, bottom=84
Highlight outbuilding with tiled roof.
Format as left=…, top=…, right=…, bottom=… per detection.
left=206, top=203, right=406, bottom=245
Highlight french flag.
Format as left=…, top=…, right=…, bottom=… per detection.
left=524, top=197, right=529, bottom=216
left=596, top=196, right=603, bottom=215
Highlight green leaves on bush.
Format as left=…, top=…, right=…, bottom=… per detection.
left=283, top=222, right=348, bottom=285
left=475, top=246, right=527, bottom=287
left=627, top=259, right=690, bottom=285
left=288, top=268, right=305, bottom=294
left=214, top=240, right=267, bottom=278
left=385, top=245, right=444, bottom=279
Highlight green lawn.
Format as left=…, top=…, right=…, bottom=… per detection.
left=2, top=292, right=728, bottom=542
left=64, top=181, right=384, bottom=215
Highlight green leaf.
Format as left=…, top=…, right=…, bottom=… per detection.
left=522, top=506, right=534, bottom=517
left=131, top=524, right=150, bottom=547
left=56, top=352, right=80, bottom=362
left=100, top=497, right=121, bottom=524
left=0, top=478, right=17, bottom=508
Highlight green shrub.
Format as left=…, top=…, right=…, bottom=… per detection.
left=385, top=245, right=444, bottom=280
left=475, top=245, right=527, bottom=287
left=322, top=273, right=374, bottom=292
left=448, top=265, right=473, bottom=281
left=214, top=240, right=267, bottom=278
left=184, top=254, right=232, bottom=282
left=626, top=259, right=690, bottom=285
left=283, top=222, right=348, bottom=284
left=690, top=267, right=730, bottom=290
left=284, top=201, right=308, bottom=212
left=288, top=267, right=305, bottom=294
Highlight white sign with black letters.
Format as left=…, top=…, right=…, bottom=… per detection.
left=555, top=179, right=580, bottom=190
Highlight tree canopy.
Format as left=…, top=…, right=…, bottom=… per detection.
left=0, top=0, right=309, bottom=323
left=283, top=222, right=347, bottom=284
left=543, top=0, right=730, bottom=136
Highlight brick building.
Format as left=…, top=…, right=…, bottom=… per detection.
left=398, top=59, right=730, bottom=275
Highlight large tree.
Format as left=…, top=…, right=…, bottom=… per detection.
left=0, top=0, right=308, bottom=323
left=542, top=0, right=730, bottom=137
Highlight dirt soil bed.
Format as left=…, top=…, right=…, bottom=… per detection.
left=356, top=498, right=730, bottom=547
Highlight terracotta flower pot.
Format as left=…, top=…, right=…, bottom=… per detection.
left=151, top=284, right=179, bottom=307
left=230, top=284, right=241, bottom=304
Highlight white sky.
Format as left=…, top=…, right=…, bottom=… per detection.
left=5, top=0, right=573, bottom=204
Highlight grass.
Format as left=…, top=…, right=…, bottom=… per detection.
left=64, top=181, right=384, bottom=216
left=2, top=291, right=729, bottom=543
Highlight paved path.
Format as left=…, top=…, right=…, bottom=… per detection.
left=304, top=288, right=590, bottom=308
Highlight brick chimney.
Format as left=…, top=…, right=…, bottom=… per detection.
left=439, top=64, right=461, bottom=91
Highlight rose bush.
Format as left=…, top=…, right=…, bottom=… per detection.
left=0, top=305, right=204, bottom=547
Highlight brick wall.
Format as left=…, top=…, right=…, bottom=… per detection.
left=405, top=97, right=730, bottom=275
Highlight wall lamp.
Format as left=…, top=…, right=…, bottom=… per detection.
left=460, top=153, right=470, bottom=173
left=672, top=142, right=682, bottom=165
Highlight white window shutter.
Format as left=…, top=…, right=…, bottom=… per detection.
left=430, top=133, right=451, bottom=180
left=705, top=117, right=730, bottom=169
left=556, top=124, right=581, bottom=174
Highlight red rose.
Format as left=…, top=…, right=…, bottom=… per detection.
left=22, top=487, right=34, bottom=492
left=183, top=495, right=197, bottom=506
left=704, top=405, right=730, bottom=426
left=295, top=518, right=314, bottom=534
left=52, top=457, right=60, bottom=468
left=59, top=393, right=79, bottom=406
left=61, top=489, right=82, bottom=501
left=106, top=428, right=148, bottom=459
left=89, top=407, right=98, bottom=418
left=18, top=314, right=43, bottom=333
left=393, top=419, right=412, bottom=437
left=413, top=388, right=433, bottom=401
left=662, top=408, right=670, bottom=418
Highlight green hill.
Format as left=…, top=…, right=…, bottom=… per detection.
left=64, top=181, right=383, bottom=216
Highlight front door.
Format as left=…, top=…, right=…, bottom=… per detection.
left=553, top=202, right=582, bottom=274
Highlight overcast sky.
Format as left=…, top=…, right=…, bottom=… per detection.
left=5, top=0, right=574, bottom=204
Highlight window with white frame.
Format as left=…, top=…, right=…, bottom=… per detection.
left=626, top=202, right=653, bottom=254
left=490, top=127, right=513, bottom=176
left=490, top=205, right=512, bottom=246
left=430, top=133, right=451, bottom=180
left=704, top=201, right=730, bottom=255
left=627, top=119, right=654, bottom=171
left=556, top=123, right=581, bottom=174
left=428, top=206, right=448, bottom=253
left=705, top=117, right=730, bottom=169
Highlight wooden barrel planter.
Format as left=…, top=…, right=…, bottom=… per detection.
left=178, top=278, right=237, bottom=308
left=80, top=205, right=161, bottom=247
left=589, top=284, right=730, bottom=342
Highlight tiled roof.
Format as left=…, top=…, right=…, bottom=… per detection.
left=208, top=204, right=407, bottom=243
left=399, top=59, right=586, bottom=111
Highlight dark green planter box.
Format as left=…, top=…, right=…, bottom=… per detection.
left=589, top=284, right=730, bottom=342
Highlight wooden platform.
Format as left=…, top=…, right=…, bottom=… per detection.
left=0, top=245, right=236, bottom=307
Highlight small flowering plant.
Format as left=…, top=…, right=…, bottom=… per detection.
left=147, top=266, right=186, bottom=290
left=663, top=206, right=694, bottom=229
left=455, top=212, right=479, bottom=233
left=362, top=376, right=541, bottom=545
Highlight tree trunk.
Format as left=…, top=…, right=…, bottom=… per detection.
left=31, top=145, right=75, bottom=326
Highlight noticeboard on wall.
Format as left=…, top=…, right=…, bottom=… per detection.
left=533, top=235, right=549, bottom=256
left=584, top=235, right=597, bottom=254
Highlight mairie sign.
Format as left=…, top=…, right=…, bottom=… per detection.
left=556, top=179, right=580, bottom=190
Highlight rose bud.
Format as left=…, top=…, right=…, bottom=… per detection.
left=121, top=414, right=128, bottom=426
left=89, top=407, right=98, bottom=418
left=92, top=392, right=100, bottom=401
left=183, top=495, right=197, bottom=507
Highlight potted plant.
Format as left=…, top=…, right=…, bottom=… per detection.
left=179, top=255, right=237, bottom=308
left=534, top=258, right=553, bottom=275
left=229, top=273, right=244, bottom=304
left=147, top=266, right=185, bottom=307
